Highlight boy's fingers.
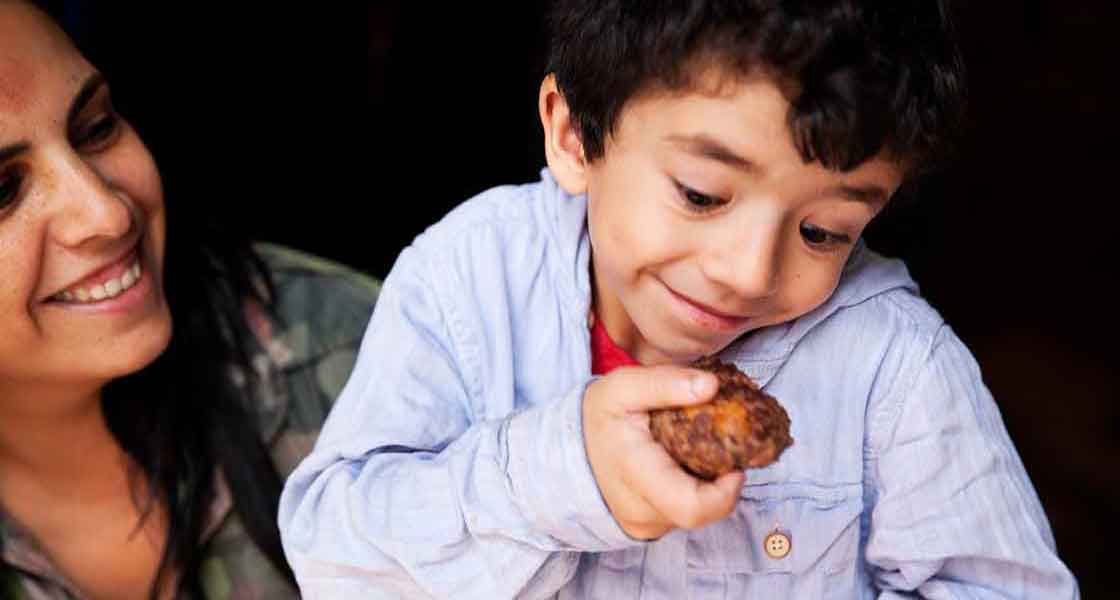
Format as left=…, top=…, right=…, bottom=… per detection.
left=626, top=442, right=743, bottom=530
left=709, top=471, right=746, bottom=509
left=601, top=366, right=719, bottom=413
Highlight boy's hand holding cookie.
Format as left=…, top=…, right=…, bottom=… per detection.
left=582, top=366, right=745, bottom=540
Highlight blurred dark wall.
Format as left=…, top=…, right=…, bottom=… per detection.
left=60, top=1, right=1117, bottom=596
left=934, top=4, right=1119, bottom=596
left=61, top=3, right=370, bottom=269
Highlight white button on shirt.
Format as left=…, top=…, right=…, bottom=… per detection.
left=764, top=530, right=792, bottom=560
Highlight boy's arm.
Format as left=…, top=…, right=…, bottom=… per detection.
left=277, top=245, right=638, bottom=599
left=865, top=326, right=1079, bottom=599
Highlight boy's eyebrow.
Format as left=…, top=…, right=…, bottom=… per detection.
left=666, top=133, right=760, bottom=173
left=67, top=72, right=107, bottom=126
left=824, top=183, right=888, bottom=205
left=667, top=133, right=889, bottom=204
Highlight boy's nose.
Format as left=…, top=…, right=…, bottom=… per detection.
left=701, top=226, right=781, bottom=301
left=45, top=150, right=134, bottom=248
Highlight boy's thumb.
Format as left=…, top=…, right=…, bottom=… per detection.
left=608, top=365, right=719, bottom=412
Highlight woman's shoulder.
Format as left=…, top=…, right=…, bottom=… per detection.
left=246, top=243, right=381, bottom=474
left=254, top=242, right=380, bottom=364
left=257, top=242, right=381, bottom=307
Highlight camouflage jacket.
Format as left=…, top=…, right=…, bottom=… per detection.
left=0, top=244, right=380, bottom=599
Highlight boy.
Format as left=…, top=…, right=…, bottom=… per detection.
left=280, top=1, right=1079, bottom=597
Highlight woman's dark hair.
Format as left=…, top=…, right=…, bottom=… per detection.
left=547, top=0, right=967, bottom=175
left=11, top=2, right=296, bottom=597
left=102, top=220, right=295, bottom=597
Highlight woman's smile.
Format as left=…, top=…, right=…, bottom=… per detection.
left=41, top=239, right=156, bottom=315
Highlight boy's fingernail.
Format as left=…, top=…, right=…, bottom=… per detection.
left=690, top=373, right=715, bottom=399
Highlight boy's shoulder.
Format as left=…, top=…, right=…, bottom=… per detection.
left=720, top=244, right=946, bottom=391
left=742, top=249, right=954, bottom=411
left=429, top=182, right=538, bottom=234
left=841, top=244, right=937, bottom=317
left=410, top=169, right=583, bottom=257
left=797, top=248, right=955, bottom=397
left=831, top=285, right=947, bottom=367
left=794, top=244, right=946, bottom=352
left=834, top=247, right=944, bottom=340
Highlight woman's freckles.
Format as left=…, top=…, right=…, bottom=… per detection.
left=0, top=61, right=34, bottom=113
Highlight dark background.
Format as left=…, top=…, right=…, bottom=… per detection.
left=53, top=2, right=1117, bottom=596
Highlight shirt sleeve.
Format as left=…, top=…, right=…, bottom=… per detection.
left=277, top=243, right=638, bottom=599
left=865, top=325, right=1080, bottom=599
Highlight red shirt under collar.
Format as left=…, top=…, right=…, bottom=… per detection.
left=590, top=316, right=640, bottom=375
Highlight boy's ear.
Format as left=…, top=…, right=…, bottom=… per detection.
left=539, top=74, right=589, bottom=195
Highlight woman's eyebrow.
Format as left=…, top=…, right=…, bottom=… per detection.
left=66, top=72, right=107, bottom=126
left=0, top=74, right=107, bottom=165
left=0, top=141, right=30, bottom=164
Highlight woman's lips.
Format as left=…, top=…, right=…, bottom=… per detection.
left=46, top=242, right=140, bottom=301
left=41, top=239, right=155, bottom=314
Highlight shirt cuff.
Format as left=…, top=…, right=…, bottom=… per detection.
left=505, top=378, right=642, bottom=552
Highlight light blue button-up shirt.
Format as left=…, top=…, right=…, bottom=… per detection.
left=278, top=169, right=1078, bottom=599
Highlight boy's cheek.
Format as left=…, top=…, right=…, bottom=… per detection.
left=786, top=267, right=844, bottom=320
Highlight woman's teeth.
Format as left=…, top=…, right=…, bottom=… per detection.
left=53, top=261, right=142, bottom=303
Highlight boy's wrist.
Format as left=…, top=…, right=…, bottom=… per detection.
left=505, top=377, right=644, bottom=552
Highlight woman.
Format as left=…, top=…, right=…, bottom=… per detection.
left=0, top=3, right=379, bottom=598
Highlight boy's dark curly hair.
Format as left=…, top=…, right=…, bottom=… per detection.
left=547, top=0, right=966, bottom=175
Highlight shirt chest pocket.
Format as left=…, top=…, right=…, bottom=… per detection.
left=685, top=484, right=864, bottom=599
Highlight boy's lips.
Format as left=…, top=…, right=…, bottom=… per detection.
left=662, top=282, right=754, bottom=332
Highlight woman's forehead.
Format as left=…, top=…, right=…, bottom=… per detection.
left=0, top=53, right=37, bottom=114
left=0, top=3, right=87, bottom=118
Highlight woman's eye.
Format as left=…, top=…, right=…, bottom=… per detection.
left=800, top=222, right=851, bottom=248
left=677, top=184, right=725, bottom=212
left=0, top=172, right=23, bottom=211
left=75, top=114, right=120, bottom=149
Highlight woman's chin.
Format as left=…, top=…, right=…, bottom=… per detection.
left=122, top=311, right=174, bottom=371
left=91, top=308, right=174, bottom=382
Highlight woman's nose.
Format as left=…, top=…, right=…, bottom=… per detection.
left=46, top=150, right=133, bottom=248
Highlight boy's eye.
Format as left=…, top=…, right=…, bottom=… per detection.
left=676, top=184, right=725, bottom=213
left=800, top=222, right=851, bottom=248
left=0, top=171, right=23, bottom=211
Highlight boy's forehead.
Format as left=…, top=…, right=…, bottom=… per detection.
left=618, top=71, right=795, bottom=154
left=629, top=62, right=795, bottom=111
left=611, top=68, right=905, bottom=188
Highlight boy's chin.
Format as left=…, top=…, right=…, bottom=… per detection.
left=648, top=334, right=735, bottom=366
